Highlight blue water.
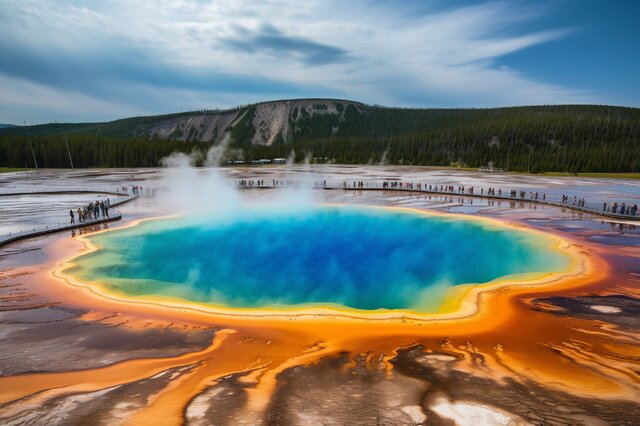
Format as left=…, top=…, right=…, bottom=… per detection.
left=70, top=206, right=570, bottom=312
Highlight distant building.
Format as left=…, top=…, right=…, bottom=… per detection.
left=273, top=158, right=287, bottom=164
left=479, top=164, right=504, bottom=173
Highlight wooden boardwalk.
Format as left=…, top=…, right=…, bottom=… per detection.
left=236, top=183, right=640, bottom=222
left=336, top=186, right=640, bottom=221
left=0, top=192, right=137, bottom=247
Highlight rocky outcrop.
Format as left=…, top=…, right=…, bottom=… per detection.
left=139, top=99, right=362, bottom=144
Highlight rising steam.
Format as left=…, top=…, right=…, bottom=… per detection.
left=157, top=142, right=323, bottom=219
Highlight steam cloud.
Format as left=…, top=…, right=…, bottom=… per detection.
left=157, top=143, right=324, bottom=220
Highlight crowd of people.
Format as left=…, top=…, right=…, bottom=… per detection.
left=116, top=185, right=143, bottom=194
left=237, top=179, right=265, bottom=187
left=379, top=181, right=540, bottom=200
left=378, top=181, right=637, bottom=216
left=63, top=184, right=153, bottom=227
left=231, top=178, right=639, bottom=217
left=561, top=194, right=585, bottom=207
left=69, top=199, right=111, bottom=224
left=604, top=202, right=638, bottom=215
left=237, top=179, right=314, bottom=187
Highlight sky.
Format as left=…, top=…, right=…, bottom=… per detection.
left=1, top=0, right=638, bottom=124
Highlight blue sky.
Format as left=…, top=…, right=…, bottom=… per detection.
left=1, top=0, right=638, bottom=124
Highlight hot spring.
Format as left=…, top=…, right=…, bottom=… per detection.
left=68, top=206, right=571, bottom=313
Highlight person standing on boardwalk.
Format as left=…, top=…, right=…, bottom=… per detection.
left=69, top=209, right=75, bottom=224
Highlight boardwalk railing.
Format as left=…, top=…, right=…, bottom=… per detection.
left=236, top=180, right=640, bottom=221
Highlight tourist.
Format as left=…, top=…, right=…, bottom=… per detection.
left=70, top=210, right=75, bottom=224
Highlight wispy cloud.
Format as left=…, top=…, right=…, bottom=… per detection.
left=221, top=23, right=352, bottom=66
left=0, top=0, right=600, bottom=123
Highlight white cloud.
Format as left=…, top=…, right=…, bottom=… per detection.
left=0, top=0, right=601, bottom=123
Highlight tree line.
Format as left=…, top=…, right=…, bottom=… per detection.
left=1, top=104, right=638, bottom=172
left=0, top=134, right=209, bottom=168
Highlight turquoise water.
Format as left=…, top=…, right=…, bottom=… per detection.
left=70, top=206, right=570, bottom=312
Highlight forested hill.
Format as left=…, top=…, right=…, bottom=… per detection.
left=1, top=99, right=639, bottom=173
